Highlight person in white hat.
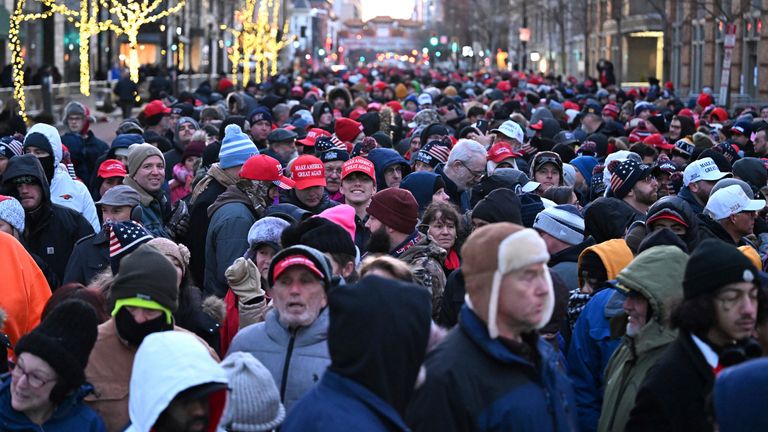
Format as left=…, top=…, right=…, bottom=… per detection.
left=700, top=183, right=765, bottom=246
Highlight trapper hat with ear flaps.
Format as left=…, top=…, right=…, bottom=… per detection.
left=461, top=223, right=552, bottom=339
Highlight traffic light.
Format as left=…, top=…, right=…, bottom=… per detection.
left=430, top=36, right=438, bottom=47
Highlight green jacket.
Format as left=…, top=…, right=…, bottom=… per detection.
left=597, top=246, right=688, bottom=432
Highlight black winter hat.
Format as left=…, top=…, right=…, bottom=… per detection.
left=15, top=299, right=99, bottom=403
left=683, top=239, right=757, bottom=300
left=610, top=159, right=652, bottom=199
left=109, top=244, right=179, bottom=313
left=520, top=193, right=545, bottom=228
left=472, top=188, right=523, bottom=225
left=281, top=217, right=356, bottom=257
left=22, top=132, right=53, bottom=156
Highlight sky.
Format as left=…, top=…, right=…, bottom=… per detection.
left=360, top=0, right=415, bottom=21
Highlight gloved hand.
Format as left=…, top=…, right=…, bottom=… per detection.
left=225, top=257, right=264, bottom=303
left=166, top=213, right=190, bottom=241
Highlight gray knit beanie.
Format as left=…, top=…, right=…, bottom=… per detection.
left=220, top=352, right=285, bottom=431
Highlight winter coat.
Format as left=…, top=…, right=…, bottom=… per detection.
left=84, top=319, right=219, bottom=432
left=367, top=148, right=409, bottom=191
left=123, top=332, right=227, bottom=432
left=583, top=197, right=640, bottom=243
left=50, top=164, right=100, bottom=232
left=400, top=171, right=443, bottom=214
left=696, top=213, right=758, bottom=249
left=227, top=307, right=331, bottom=412
left=0, top=231, right=51, bottom=349
left=567, top=288, right=624, bottom=432
left=175, top=283, right=223, bottom=355
left=283, top=276, right=432, bottom=432
left=204, top=185, right=262, bottom=297
left=62, top=228, right=109, bottom=285
left=436, top=268, right=465, bottom=328
left=185, top=163, right=238, bottom=286
left=625, top=331, right=715, bottom=432
left=434, top=164, right=470, bottom=212
left=549, top=238, right=595, bottom=291
left=406, top=306, right=578, bottom=432
left=279, top=188, right=339, bottom=215
left=646, top=196, right=700, bottom=250
left=677, top=186, right=705, bottom=215
left=122, top=176, right=171, bottom=239
left=395, top=233, right=447, bottom=320
left=0, top=374, right=106, bottom=431
left=113, top=77, right=137, bottom=102
left=163, top=143, right=184, bottom=181
left=62, top=130, right=109, bottom=186
left=598, top=246, right=688, bottom=432
left=2, top=154, right=95, bottom=285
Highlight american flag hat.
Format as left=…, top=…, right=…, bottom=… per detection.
left=108, top=220, right=154, bottom=274
left=610, top=159, right=652, bottom=199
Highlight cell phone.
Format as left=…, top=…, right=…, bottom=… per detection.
left=474, top=120, right=489, bottom=134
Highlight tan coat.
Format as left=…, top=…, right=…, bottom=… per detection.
left=84, top=318, right=219, bottom=432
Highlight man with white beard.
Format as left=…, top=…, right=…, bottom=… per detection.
left=597, top=245, right=688, bottom=432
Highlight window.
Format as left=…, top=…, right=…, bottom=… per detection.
left=690, top=20, right=705, bottom=93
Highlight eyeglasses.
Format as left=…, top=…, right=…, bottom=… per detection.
left=9, top=361, right=55, bottom=388
left=458, top=160, right=485, bottom=179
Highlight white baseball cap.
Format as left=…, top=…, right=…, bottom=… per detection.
left=704, top=184, right=765, bottom=220
left=417, top=93, right=432, bottom=106
left=491, top=120, right=524, bottom=144
left=683, top=157, right=730, bottom=186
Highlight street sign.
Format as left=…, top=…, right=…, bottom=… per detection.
left=718, top=23, right=737, bottom=105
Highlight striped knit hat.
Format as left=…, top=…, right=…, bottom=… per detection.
left=219, top=124, right=258, bottom=169
left=533, top=204, right=585, bottom=246
left=610, top=159, right=653, bottom=199
left=414, top=140, right=451, bottom=168
left=108, top=220, right=154, bottom=274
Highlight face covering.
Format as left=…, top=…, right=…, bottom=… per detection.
left=114, top=307, right=173, bottom=346
left=38, top=155, right=56, bottom=183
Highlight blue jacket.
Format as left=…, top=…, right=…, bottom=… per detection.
left=0, top=374, right=106, bottom=431
left=401, top=171, right=443, bottom=214
left=677, top=186, right=705, bottom=215
left=566, top=288, right=623, bottom=432
left=406, top=306, right=578, bottom=431
left=283, top=370, right=411, bottom=432
left=434, top=164, right=470, bottom=212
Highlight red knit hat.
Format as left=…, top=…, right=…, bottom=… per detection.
left=697, top=93, right=714, bottom=108
left=335, top=118, right=364, bottom=142
left=366, top=188, right=419, bottom=234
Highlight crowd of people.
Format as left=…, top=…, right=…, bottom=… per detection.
left=0, top=64, right=767, bottom=431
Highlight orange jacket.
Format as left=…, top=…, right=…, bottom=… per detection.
left=0, top=231, right=51, bottom=349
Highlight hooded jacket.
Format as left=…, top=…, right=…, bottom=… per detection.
left=282, top=276, right=431, bottom=431
left=0, top=231, right=51, bottom=349
left=84, top=319, right=219, bottom=432
left=0, top=375, right=105, bottom=431
left=367, top=148, right=410, bottom=191
left=583, top=197, right=639, bottom=243
left=124, top=332, right=227, bottom=432
left=598, top=246, right=688, bottom=432
left=228, top=307, right=331, bottom=412
left=25, top=123, right=100, bottom=231
left=677, top=186, right=705, bottom=215
left=204, top=185, right=263, bottom=298
left=406, top=306, right=578, bottom=432
left=645, top=196, right=700, bottom=250
left=400, top=171, right=443, bottom=214
left=2, top=154, right=95, bottom=284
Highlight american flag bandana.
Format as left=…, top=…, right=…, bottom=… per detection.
left=109, top=221, right=154, bottom=258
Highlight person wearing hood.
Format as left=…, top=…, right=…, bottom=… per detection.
left=163, top=116, right=200, bottom=181
left=280, top=154, right=339, bottom=214
left=85, top=244, right=218, bottom=432
left=645, top=196, right=700, bottom=251
left=0, top=299, right=104, bottom=431
left=205, top=154, right=293, bottom=298
left=627, top=240, right=762, bottom=432
left=533, top=204, right=594, bottom=291
left=598, top=246, right=688, bottom=432
left=713, top=357, right=768, bottom=432
left=367, top=148, right=410, bottom=190
left=406, top=223, right=577, bottom=431
left=283, top=275, right=431, bottom=431
left=23, top=123, right=100, bottom=231
left=186, top=123, right=259, bottom=288
left=124, top=331, right=228, bottom=432
left=400, top=171, right=449, bottom=216
left=63, top=185, right=143, bottom=285
left=567, top=238, right=633, bottom=432
left=227, top=245, right=334, bottom=412
left=312, top=101, right=335, bottom=133
left=365, top=188, right=446, bottom=318
left=1, top=154, right=94, bottom=284
left=60, top=101, right=109, bottom=186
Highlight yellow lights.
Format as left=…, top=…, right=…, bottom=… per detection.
left=227, top=0, right=291, bottom=86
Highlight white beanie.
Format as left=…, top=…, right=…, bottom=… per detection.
left=0, top=196, right=24, bottom=234
left=220, top=352, right=285, bottom=431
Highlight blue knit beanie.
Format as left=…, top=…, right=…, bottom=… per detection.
left=219, top=124, right=258, bottom=169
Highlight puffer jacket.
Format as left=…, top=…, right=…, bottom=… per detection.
left=0, top=374, right=105, bottom=431
left=394, top=233, right=447, bottom=320
left=598, top=246, right=688, bottom=432
left=227, top=307, right=331, bottom=412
